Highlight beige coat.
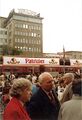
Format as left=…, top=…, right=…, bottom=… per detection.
left=60, top=83, right=73, bottom=104
left=58, top=95, right=82, bottom=120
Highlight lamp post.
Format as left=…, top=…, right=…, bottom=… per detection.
left=63, top=57, right=65, bottom=74
left=63, top=46, right=65, bottom=74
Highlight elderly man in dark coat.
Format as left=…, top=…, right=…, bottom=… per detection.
left=26, top=72, right=60, bottom=120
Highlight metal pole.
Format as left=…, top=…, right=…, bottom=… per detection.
left=63, top=58, right=65, bottom=74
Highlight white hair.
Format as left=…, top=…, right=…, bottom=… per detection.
left=63, top=73, right=74, bottom=81
left=10, top=78, right=32, bottom=97
left=39, top=72, right=53, bottom=84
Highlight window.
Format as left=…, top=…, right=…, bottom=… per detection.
left=26, top=24, right=28, bottom=28
left=23, top=24, right=26, bottom=28
left=4, top=39, right=7, bottom=43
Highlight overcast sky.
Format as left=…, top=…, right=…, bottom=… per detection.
left=0, top=0, right=82, bottom=53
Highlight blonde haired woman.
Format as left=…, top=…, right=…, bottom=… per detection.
left=3, top=78, right=32, bottom=120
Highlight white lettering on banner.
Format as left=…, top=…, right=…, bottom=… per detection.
left=25, top=58, right=44, bottom=64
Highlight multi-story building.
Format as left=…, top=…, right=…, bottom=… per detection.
left=43, top=53, right=61, bottom=58
left=0, top=17, right=6, bottom=28
left=0, top=17, right=8, bottom=54
left=0, top=28, right=8, bottom=54
left=43, top=51, right=82, bottom=59
left=0, top=9, right=43, bottom=57
left=57, top=51, right=82, bottom=59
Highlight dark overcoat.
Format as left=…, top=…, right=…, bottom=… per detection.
left=26, top=87, right=60, bottom=120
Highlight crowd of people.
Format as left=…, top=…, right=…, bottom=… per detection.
left=0, top=71, right=82, bottom=120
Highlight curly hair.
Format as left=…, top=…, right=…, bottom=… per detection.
left=10, top=78, right=32, bottom=98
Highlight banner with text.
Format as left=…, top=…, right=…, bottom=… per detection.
left=3, top=56, right=59, bottom=65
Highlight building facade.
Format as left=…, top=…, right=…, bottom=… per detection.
left=43, top=51, right=82, bottom=60
left=0, top=28, right=8, bottom=54
left=0, top=9, right=43, bottom=57
left=57, top=51, right=82, bottom=59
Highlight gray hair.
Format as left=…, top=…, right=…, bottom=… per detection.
left=63, top=73, right=74, bottom=81
left=10, top=78, right=32, bottom=98
left=39, top=72, right=53, bottom=84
